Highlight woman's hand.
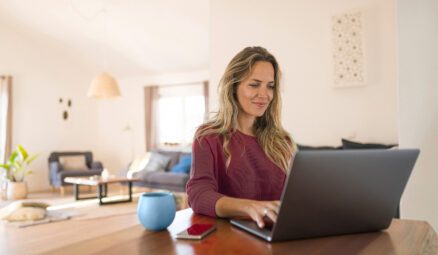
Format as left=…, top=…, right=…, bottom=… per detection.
left=215, top=196, right=280, bottom=228
left=242, top=200, right=280, bottom=228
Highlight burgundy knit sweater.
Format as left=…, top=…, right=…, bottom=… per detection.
left=186, top=130, right=287, bottom=218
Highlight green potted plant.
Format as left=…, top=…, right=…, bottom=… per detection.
left=0, top=145, right=39, bottom=200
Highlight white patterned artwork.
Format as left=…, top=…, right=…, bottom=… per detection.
left=332, top=12, right=365, bottom=88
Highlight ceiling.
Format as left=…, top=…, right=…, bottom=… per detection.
left=0, top=0, right=209, bottom=77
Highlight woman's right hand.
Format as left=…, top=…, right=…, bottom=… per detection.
left=242, top=199, right=280, bottom=228
left=215, top=196, right=281, bottom=229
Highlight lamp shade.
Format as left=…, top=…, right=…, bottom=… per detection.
left=87, top=72, right=121, bottom=99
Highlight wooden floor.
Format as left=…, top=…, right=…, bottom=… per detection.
left=0, top=186, right=188, bottom=254
left=1, top=185, right=187, bottom=209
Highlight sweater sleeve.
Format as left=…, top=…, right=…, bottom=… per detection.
left=186, top=136, right=224, bottom=217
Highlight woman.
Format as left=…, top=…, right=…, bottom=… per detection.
left=186, top=46, right=297, bottom=228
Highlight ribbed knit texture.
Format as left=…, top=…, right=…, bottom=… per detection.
left=186, top=130, right=287, bottom=217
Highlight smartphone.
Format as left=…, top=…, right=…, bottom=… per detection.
left=176, top=224, right=216, bottom=240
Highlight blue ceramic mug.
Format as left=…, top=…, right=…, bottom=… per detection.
left=137, top=192, right=176, bottom=231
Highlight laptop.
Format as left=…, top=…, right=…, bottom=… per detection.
left=230, top=149, right=419, bottom=242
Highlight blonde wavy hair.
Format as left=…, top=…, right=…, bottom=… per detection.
left=196, top=46, right=297, bottom=172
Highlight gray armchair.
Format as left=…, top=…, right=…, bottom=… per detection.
left=49, top=151, right=103, bottom=194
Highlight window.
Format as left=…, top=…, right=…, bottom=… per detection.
left=156, top=83, right=207, bottom=147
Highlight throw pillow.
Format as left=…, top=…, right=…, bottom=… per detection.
left=0, top=201, right=49, bottom=222
left=128, top=153, right=151, bottom=171
left=150, top=149, right=181, bottom=170
left=342, top=139, right=397, bottom=149
left=59, top=155, right=88, bottom=171
left=127, top=153, right=151, bottom=178
left=171, top=156, right=192, bottom=173
left=143, top=152, right=172, bottom=172
left=297, top=144, right=342, bottom=151
left=3, top=207, right=46, bottom=222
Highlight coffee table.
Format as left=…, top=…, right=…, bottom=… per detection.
left=64, top=176, right=140, bottom=205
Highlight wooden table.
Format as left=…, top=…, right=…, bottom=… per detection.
left=43, top=209, right=437, bottom=255
left=64, top=177, right=140, bottom=205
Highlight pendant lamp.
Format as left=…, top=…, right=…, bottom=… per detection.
left=76, top=1, right=121, bottom=99
left=87, top=72, right=121, bottom=99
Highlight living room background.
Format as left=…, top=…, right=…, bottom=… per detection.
left=0, top=0, right=436, bottom=232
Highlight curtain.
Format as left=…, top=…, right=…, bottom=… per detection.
left=203, top=81, right=209, bottom=121
left=0, top=76, right=13, bottom=165
left=144, top=86, right=159, bottom=151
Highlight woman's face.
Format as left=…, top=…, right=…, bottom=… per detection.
left=236, top=61, right=275, bottom=119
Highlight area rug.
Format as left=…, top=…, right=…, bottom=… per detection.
left=47, top=194, right=140, bottom=221
left=1, top=193, right=141, bottom=227
left=1, top=190, right=184, bottom=227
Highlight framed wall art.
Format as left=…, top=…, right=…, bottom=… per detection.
left=332, top=11, right=366, bottom=88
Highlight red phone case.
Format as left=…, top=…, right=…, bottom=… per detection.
left=187, top=224, right=215, bottom=235
left=176, top=224, right=216, bottom=240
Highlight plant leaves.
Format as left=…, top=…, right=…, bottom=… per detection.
left=7, top=151, right=18, bottom=164
left=17, top=144, right=28, bottom=161
left=0, top=164, right=10, bottom=169
left=12, top=166, right=22, bottom=174
left=4, top=145, right=38, bottom=182
left=12, top=161, right=22, bottom=169
left=26, top=153, right=40, bottom=165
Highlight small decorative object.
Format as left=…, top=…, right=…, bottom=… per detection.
left=59, top=98, right=72, bottom=120
left=332, top=11, right=366, bottom=88
left=63, top=110, right=68, bottom=120
left=0, top=145, right=39, bottom=200
left=101, top=168, right=110, bottom=179
left=137, top=192, right=176, bottom=231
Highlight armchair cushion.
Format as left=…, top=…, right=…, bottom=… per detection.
left=58, top=155, right=88, bottom=171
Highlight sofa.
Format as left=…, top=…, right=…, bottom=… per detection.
left=119, top=149, right=191, bottom=193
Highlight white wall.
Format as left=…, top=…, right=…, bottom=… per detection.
left=94, top=70, right=209, bottom=175
left=0, top=15, right=209, bottom=191
left=0, top=19, right=100, bottom=191
left=397, top=0, right=438, bottom=230
left=210, top=0, right=398, bottom=146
